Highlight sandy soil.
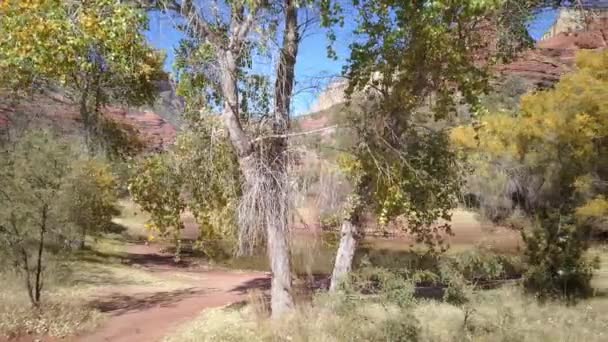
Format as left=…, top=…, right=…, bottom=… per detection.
left=74, top=243, right=269, bottom=342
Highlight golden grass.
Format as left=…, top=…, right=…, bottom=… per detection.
left=164, top=285, right=608, bottom=342
left=165, top=237, right=608, bottom=342
left=0, top=234, right=193, bottom=339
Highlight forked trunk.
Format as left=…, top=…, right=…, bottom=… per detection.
left=330, top=219, right=360, bottom=291
left=206, top=0, right=299, bottom=318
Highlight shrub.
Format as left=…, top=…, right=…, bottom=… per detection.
left=349, top=266, right=416, bottom=307
left=522, top=216, right=599, bottom=300
left=319, top=212, right=342, bottom=231
left=63, top=158, right=120, bottom=249
left=0, top=130, right=121, bottom=306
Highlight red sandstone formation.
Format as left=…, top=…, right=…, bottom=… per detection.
left=498, top=17, right=608, bottom=87
left=0, top=93, right=176, bottom=150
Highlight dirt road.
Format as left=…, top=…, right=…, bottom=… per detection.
left=76, top=243, right=269, bottom=342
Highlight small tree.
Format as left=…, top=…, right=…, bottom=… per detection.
left=63, top=158, right=120, bottom=249
left=0, top=130, right=122, bottom=305
left=129, top=113, right=241, bottom=260
left=0, top=131, right=75, bottom=306
left=129, top=153, right=187, bottom=259
left=523, top=213, right=598, bottom=300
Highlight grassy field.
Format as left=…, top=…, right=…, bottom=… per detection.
left=2, top=200, right=605, bottom=341
left=0, top=234, right=197, bottom=339
left=164, top=283, right=608, bottom=342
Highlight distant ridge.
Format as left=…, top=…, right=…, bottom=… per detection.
left=542, top=1, right=608, bottom=40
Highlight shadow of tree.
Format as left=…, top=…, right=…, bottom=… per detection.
left=122, top=251, right=192, bottom=269
left=106, top=221, right=128, bottom=235
left=88, top=287, right=219, bottom=315
left=229, top=277, right=271, bottom=294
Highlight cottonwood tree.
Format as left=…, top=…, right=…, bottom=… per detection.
left=0, top=0, right=164, bottom=156
left=142, top=0, right=335, bottom=316
left=328, top=0, right=585, bottom=291
left=329, top=0, right=521, bottom=290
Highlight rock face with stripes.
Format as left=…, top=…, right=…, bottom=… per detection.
left=0, top=92, right=177, bottom=151
left=498, top=3, right=608, bottom=88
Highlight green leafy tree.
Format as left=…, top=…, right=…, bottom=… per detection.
left=63, top=158, right=121, bottom=249
left=0, top=0, right=165, bottom=156
left=129, top=154, right=186, bottom=259
left=129, top=113, right=241, bottom=261
left=329, top=0, right=506, bottom=291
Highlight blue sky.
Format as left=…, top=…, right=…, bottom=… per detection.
left=145, top=8, right=558, bottom=115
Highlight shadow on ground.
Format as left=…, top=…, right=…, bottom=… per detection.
left=122, top=251, right=192, bottom=269
left=88, top=287, right=219, bottom=315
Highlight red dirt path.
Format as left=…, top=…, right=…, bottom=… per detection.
left=74, top=243, right=269, bottom=342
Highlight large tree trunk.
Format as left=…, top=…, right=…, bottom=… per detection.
left=330, top=219, right=360, bottom=291
left=264, top=0, right=298, bottom=317
left=183, top=0, right=300, bottom=318
left=266, top=187, right=294, bottom=316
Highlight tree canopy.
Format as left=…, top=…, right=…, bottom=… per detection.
left=0, top=0, right=165, bottom=154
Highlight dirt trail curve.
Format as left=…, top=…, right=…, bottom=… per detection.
left=75, top=243, right=269, bottom=342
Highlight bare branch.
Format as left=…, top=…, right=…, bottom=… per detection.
left=252, top=124, right=340, bottom=143
left=230, top=3, right=261, bottom=53
left=157, top=0, right=224, bottom=47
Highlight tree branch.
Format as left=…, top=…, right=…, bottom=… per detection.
left=252, top=124, right=339, bottom=143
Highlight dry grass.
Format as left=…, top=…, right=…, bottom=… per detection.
left=366, top=209, right=522, bottom=254
left=416, top=287, right=608, bottom=342
left=164, top=285, right=608, bottom=342
left=0, top=289, right=104, bottom=339
left=165, top=240, right=608, bottom=342
left=0, top=269, right=104, bottom=339
left=0, top=202, right=194, bottom=339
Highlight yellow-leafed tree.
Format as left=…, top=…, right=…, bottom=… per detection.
left=0, top=0, right=165, bottom=156
left=452, top=50, right=608, bottom=298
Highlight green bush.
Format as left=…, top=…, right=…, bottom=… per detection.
left=63, top=158, right=121, bottom=249
left=373, top=312, right=420, bottom=342
left=319, top=212, right=342, bottom=231
left=523, top=216, right=599, bottom=300
left=349, top=265, right=416, bottom=307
